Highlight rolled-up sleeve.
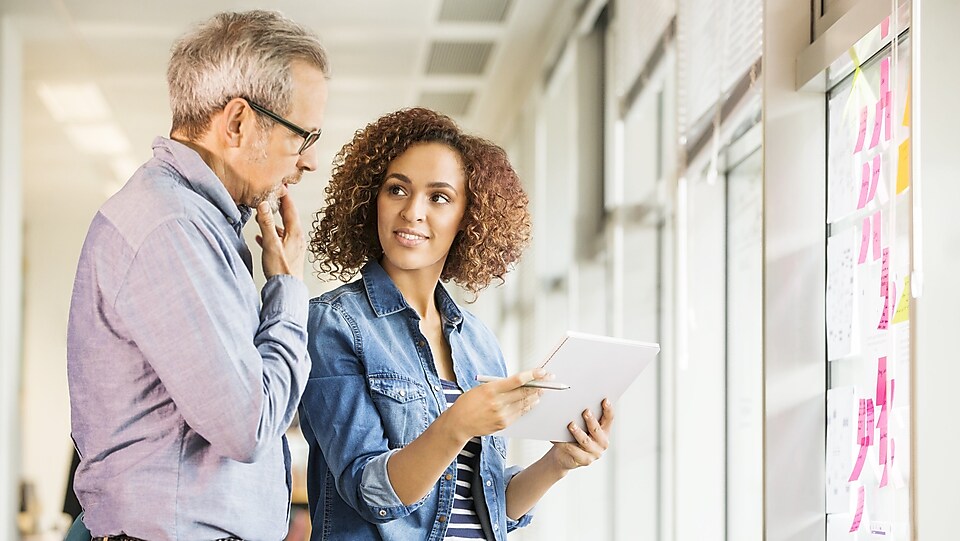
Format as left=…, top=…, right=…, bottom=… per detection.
left=299, top=301, right=426, bottom=523
left=113, top=218, right=310, bottom=463
left=504, top=465, right=535, bottom=531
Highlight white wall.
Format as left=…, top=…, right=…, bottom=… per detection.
left=913, top=1, right=960, bottom=538
left=0, top=15, right=23, bottom=541
left=762, top=1, right=827, bottom=540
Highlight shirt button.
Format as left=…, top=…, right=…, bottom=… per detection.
left=434, top=384, right=441, bottom=391
left=445, top=473, right=453, bottom=481
left=378, top=509, right=387, bottom=517
left=486, top=480, right=492, bottom=487
left=399, top=389, right=406, bottom=397
left=494, top=523, right=500, bottom=531
left=438, top=515, right=447, bottom=523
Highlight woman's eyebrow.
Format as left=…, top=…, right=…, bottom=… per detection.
left=385, top=173, right=459, bottom=195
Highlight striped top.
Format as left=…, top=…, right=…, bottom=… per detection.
left=440, top=379, right=487, bottom=540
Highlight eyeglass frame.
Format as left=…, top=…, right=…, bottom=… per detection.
left=244, top=98, right=322, bottom=155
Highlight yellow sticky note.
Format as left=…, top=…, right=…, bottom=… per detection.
left=896, top=139, right=910, bottom=194
left=892, top=276, right=910, bottom=323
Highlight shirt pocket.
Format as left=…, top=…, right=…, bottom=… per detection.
left=368, top=373, right=430, bottom=448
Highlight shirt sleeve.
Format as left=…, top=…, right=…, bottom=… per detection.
left=298, top=301, right=427, bottom=524
left=504, top=465, right=535, bottom=531
left=112, top=218, right=310, bottom=463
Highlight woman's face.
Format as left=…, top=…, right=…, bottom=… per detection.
left=376, top=142, right=467, bottom=279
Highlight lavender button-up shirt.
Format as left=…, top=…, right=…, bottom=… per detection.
left=67, top=136, right=310, bottom=541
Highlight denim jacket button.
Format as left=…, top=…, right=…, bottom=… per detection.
left=379, top=509, right=387, bottom=517
left=438, top=515, right=447, bottom=523
left=434, top=384, right=441, bottom=391
left=398, top=389, right=406, bottom=397
left=445, top=473, right=453, bottom=481
left=486, top=479, right=492, bottom=486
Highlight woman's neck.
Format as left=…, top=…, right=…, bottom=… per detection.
left=381, top=262, right=443, bottom=319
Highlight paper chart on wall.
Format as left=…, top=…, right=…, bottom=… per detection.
left=827, top=386, right=858, bottom=514
left=828, top=227, right=859, bottom=360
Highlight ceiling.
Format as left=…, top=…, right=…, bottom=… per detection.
left=2, top=0, right=573, bottom=258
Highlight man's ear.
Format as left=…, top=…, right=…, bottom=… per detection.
left=221, top=98, right=251, bottom=149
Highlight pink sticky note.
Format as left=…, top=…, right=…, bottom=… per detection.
left=850, top=485, right=865, bottom=532
left=849, top=444, right=868, bottom=482
left=878, top=293, right=889, bottom=330
left=881, top=16, right=891, bottom=39
left=880, top=248, right=890, bottom=296
left=890, top=378, right=895, bottom=407
left=884, top=91, right=893, bottom=141
left=866, top=399, right=875, bottom=445
left=876, top=356, right=888, bottom=406
left=891, top=437, right=896, bottom=467
left=857, top=165, right=871, bottom=209
left=857, top=399, right=866, bottom=443
left=854, top=106, right=868, bottom=153
left=880, top=462, right=889, bottom=488
left=858, top=217, right=870, bottom=264
left=869, top=98, right=883, bottom=149
left=878, top=406, right=889, bottom=463
left=872, top=210, right=882, bottom=261
left=869, top=155, right=882, bottom=203
left=880, top=58, right=890, bottom=95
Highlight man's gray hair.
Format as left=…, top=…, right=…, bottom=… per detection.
left=167, top=10, right=329, bottom=140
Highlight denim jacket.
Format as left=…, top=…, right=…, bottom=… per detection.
left=298, top=260, right=533, bottom=540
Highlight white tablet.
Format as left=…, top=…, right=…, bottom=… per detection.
left=496, top=331, right=660, bottom=442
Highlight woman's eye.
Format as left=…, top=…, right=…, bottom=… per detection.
left=432, top=193, right=451, bottom=204
left=388, top=185, right=406, bottom=196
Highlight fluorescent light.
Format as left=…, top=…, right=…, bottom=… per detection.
left=63, top=123, right=131, bottom=155
left=37, top=83, right=111, bottom=122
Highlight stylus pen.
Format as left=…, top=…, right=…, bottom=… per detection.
left=475, top=375, right=571, bottom=390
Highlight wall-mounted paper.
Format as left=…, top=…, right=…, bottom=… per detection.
left=892, top=276, right=910, bottom=323
left=854, top=106, right=868, bottom=153
left=850, top=485, right=866, bottom=532
left=872, top=210, right=882, bottom=261
left=827, top=386, right=857, bottom=514
left=828, top=228, right=858, bottom=360
left=869, top=98, right=883, bottom=149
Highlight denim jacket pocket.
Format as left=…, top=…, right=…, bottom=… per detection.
left=368, top=373, right=430, bottom=448
left=491, top=435, right=508, bottom=460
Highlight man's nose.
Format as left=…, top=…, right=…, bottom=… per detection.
left=296, top=144, right=319, bottom=173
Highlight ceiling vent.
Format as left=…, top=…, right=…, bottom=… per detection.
left=438, top=0, right=512, bottom=23
left=419, top=91, right=475, bottom=117
left=426, top=41, right=494, bottom=75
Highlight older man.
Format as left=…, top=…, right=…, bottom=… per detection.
left=66, top=10, right=328, bottom=540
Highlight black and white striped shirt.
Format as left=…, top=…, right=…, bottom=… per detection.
left=441, top=379, right=487, bottom=540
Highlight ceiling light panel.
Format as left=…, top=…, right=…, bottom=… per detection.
left=37, top=82, right=111, bottom=122
left=438, top=0, right=512, bottom=23
left=426, top=41, right=494, bottom=75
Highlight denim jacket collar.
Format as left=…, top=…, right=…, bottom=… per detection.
left=360, top=260, right=464, bottom=332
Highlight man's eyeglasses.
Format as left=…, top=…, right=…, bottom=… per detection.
left=246, top=99, right=322, bottom=155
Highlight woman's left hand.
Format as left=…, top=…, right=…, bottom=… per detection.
left=548, top=399, right=614, bottom=471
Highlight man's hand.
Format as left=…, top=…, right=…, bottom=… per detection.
left=255, top=195, right=306, bottom=280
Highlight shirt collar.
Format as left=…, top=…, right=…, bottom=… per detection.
left=151, top=136, right=251, bottom=227
left=360, top=260, right=464, bottom=331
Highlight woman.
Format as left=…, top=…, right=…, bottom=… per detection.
left=299, top=108, right=613, bottom=540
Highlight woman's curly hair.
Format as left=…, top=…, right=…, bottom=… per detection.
left=309, top=107, right=531, bottom=295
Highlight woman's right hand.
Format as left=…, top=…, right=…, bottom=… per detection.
left=444, top=369, right=547, bottom=440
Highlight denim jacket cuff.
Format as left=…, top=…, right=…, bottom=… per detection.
left=359, top=449, right=428, bottom=520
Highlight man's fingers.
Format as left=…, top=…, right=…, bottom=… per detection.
left=277, top=194, right=302, bottom=235
left=256, top=202, right=279, bottom=242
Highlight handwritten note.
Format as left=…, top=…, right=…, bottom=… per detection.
left=869, top=98, right=883, bottom=149
left=880, top=58, right=890, bottom=94
left=876, top=356, right=887, bottom=406
left=897, top=139, right=910, bottom=194
left=872, top=210, right=882, bottom=261
left=878, top=292, right=889, bottom=330
left=857, top=398, right=866, bottom=443
left=827, top=228, right=858, bottom=359
left=866, top=398, right=875, bottom=445
left=826, top=387, right=856, bottom=513
left=850, top=485, right=865, bottom=532
left=868, top=156, right=881, bottom=205
left=880, top=248, right=889, bottom=296
left=849, top=443, right=868, bottom=482
left=854, top=106, right=868, bottom=153
left=858, top=217, right=870, bottom=264
left=884, top=91, right=893, bottom=141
